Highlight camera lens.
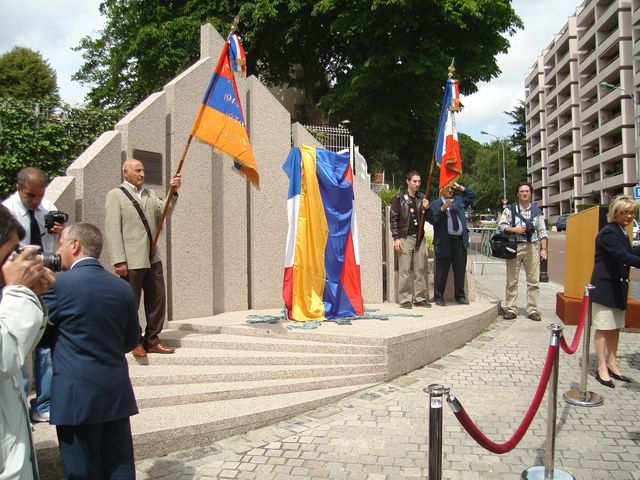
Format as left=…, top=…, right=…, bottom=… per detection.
left=42, top=253, right=62, bottom=273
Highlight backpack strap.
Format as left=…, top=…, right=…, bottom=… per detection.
left=119, top=186, right=154, bottom=258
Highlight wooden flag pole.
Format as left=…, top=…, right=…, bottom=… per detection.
left=416, top=60, right=456, bottom=246
left=150, top=11, right=244, bottom=254
left=150, top=135, right=193, bottom=255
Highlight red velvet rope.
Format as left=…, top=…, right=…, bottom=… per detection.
left=559, top=293, right=588, bottom=355
left=451, top=344, right=557, bottom=454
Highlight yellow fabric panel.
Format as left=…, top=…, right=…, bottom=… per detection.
left=292, top=145, right=328, bottom=320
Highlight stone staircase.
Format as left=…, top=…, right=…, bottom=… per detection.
left=34, top=315, right=389, bottom=478
left=35, top=300, right=499, bottom=479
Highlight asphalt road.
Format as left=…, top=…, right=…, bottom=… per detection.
left=546, top=230, right=640, bottom=298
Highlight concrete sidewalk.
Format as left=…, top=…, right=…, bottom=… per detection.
left=135, top=267, right=640, bottom=480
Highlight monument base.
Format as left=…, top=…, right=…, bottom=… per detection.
left=556, top=292, right=640, bottom=328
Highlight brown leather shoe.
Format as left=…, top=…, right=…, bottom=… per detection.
left=503, top=312, right=517, bottom=320
left=132, top=344, right=147, bottom=358
left=146, top=343, right=175, bottom=354
left=528, top=312, right=542, bottom=321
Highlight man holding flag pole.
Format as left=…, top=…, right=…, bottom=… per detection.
left=425, top=63, right=476, bottom=306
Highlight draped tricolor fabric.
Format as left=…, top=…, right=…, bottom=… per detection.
left=434, top=78, right=462, bottom=194
left=282, top=145, right=364, bottom=321
left=190, top=34, right=259, bottom=186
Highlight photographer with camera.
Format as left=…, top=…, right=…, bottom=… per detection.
left=2, top=167, right=67, bottom=424
left=0, top=204, right=56, bottom=480
left=498, top=182, right=548, bottom=321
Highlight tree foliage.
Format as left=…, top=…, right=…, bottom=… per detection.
left=505, top=100, right=526, bottom=167
left=74, top=0, right=522, bottom=174
left=0, top=97, right=122, bottom=198
left=460, top=134, right=526, bottom=212
left=0, top=46, right=59, bottom=101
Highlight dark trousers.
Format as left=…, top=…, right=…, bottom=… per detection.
left=125, top=261, right=166, bottom=348
left=56, top=418, right=135, bottom=480
left=434, top=235, right=467, bottom=301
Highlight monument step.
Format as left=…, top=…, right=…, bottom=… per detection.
left=158, top=330, right=386, bottom=354
left=219, top=323, right=387, bottom=346
left=126, top=346, right=384, bottom=366
left=127, top=362, right=387, bottom=386
left=134, top=373, right=385, bottom=408
left=34, top=383, right=377, bottom=478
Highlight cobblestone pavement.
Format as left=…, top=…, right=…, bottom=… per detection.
left=136, top=269, right=640, bottom=480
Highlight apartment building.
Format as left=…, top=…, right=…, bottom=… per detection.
left=525, top=0, right=640, bottom=223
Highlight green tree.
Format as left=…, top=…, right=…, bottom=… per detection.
left=0, top=46, right=59, bottom=101
left=74, top=0, right=522, bottom=172
left=0, top=97, right=122, bottom=197
left=505, top=100, right=526, bottom=168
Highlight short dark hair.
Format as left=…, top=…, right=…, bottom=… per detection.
left=515, top=182, right=533, bottom=195
left=16, top=167, right=48, bottom=188
left=405, top=170, right=421, bottom=181
left=0, top=205, right=25, bottom=245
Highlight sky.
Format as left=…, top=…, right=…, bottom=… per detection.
left=0, top=0, right=580, bottom=142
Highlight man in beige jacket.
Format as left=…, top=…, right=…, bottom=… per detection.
left=105, top=159, right=181, bottom=358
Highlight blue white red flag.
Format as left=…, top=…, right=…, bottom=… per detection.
left=282, top=145, right=364, bottom=321
left=434, top=78, right=462, bottom=193
left=190, top=35, right=258, bottom=186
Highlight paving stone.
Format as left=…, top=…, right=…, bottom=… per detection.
left=134, top=276, right=640, bottom=479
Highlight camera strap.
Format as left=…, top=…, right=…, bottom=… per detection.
left=119, top=186, right=154, bottom=258
left=510, top=203, right=538, bottom=242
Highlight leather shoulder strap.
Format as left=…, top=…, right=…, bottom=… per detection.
left=119, top=186, right=153, bottom=257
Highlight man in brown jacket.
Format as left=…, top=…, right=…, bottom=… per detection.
left=389, top=170, right=432, bottom=309
left=105, top=159, right=180, bottom=357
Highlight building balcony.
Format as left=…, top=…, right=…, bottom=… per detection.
left=578, top=49, right=598, bottom=74
left=526, top=121, right=542, bottom=140
left=580, top=123, right=602, bottom=146
left=633, top=3, right=640, bottom=24
left=578, top=24, right=597, bottom=50
left=580, top=73, right=600, bottom=93
left=599, top=142, right=625, bottom=164
left=526, top=83, right=541, bottom=103
left=598, top=26, right=623, bottom=54
left=597, top=0, right=626, bottom=26
left=600, top=170, right=626, bottom=190
left=599, top=114, right=624, bottom=137
left=599, top=55, right=625, bottom=80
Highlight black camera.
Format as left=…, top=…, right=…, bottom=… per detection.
left=44, top=211, right=68, bottom=234
left=525, top=225, right=536, bottom=235
left=14, top=245, right=62, bottom=272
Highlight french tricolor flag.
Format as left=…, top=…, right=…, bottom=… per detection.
left=282, top=145, right=364, bottom=321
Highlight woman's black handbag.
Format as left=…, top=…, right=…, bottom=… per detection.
left=490, top=233, right=517, bottom=259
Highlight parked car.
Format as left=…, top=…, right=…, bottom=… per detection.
left=556, top=214, right=569, bottom=232
left=633, top=219, right=640, bottom=247
left=478, top=214, right=497, bottom=228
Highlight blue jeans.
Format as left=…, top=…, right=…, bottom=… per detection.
left=22, top=346, right=52, bottom=414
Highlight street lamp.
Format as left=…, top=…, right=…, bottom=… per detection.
left=599, top=81, right=640, bottom=194
left=480, top=130, right=507, bottom=203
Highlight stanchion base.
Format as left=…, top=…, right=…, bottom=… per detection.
left=521, top=466, right=575, bottom=479
left=563, top=389, right=604, bottom=407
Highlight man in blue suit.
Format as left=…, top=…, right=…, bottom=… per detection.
left=43, top=223, right=139, bottom=479
left=431, top=182, right=476, bottom=306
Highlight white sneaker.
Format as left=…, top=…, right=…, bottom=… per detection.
left=31, top=411, right=50, bottom=423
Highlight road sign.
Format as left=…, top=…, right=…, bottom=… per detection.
left=635, top=185, right=640, bottom=200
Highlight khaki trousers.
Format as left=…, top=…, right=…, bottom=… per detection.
left=505, top=242, right=540, bottom=315
left=397, top=235, right=429, bottom=304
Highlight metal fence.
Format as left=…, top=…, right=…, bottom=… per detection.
left=303, top=124, right=370, bottom=185
left=302, top=124, right=352, bottom=153
left=468, top=227, right=503, bottom=275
